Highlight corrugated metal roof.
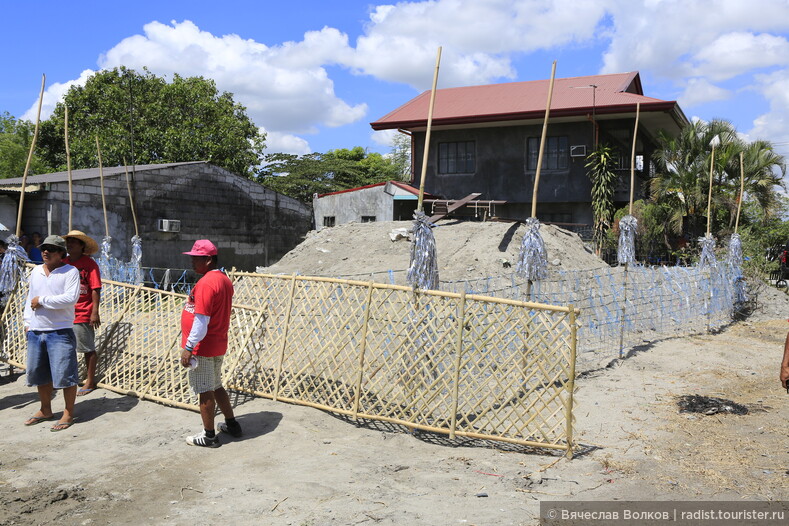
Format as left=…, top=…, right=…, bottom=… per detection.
left=371, top=71, right=685, bottom=130
left=316, top=180, right=423, bottom=199
left=0, top=161, right=208, bottom=187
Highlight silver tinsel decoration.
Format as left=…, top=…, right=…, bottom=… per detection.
left=698, top=234, right=717, bottom=268
left=516, top=217, right=547, bottom=281
left=617, top=215, right=638, bottom=265
left=407, top=210, right=439, bottom=290
left=98, top=235, right=113, bottom=280
left=727, top=233, right=742, bottom=269
left=0, top=235, right=29, bottom=293
left=130, top=235, right=143, bottom=284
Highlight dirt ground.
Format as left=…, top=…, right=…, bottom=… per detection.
left=2, top=220, right=788, bottom=525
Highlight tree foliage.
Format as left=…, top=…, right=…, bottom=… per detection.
left=257, top=146, right=405, bottom=202
left=35, top=67, right=265, bottom=177
left=585, top=144, right=619, bottom=251
left=0, top=112, right=53, bottom=178
left=650, top=119, right=786, bottom=240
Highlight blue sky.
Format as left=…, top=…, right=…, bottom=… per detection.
left=2, top=0, right=789, bottom=161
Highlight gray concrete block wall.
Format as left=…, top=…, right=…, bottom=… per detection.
left=18, top=163, right=312, bottom=271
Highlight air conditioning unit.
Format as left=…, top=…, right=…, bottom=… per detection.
left=570, top=145, right=587, bottom=158
left=157, top=219, right=181, bottom=233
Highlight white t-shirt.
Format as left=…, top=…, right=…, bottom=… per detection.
left=23, top=263, right=80, bottom=331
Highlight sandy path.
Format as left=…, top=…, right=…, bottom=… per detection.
left=2, top=315, right=787, bottom=525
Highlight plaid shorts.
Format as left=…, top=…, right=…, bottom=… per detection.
left=187, top=355, right=224, bottom=395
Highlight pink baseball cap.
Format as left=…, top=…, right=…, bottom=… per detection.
left=183, top=239, right=218, bottom=256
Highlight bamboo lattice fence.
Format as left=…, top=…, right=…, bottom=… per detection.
left=0, top=269, right=579, bottom=455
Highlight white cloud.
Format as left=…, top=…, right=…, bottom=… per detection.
left=748, top=69, right=789, bottom=142
left=692, top=32, right=789, bottom=81
left=262, top=129, right=312, bottom=155
left=371, top=129, right=399, bottom=147
left=22, top=69, right=96, bottom=121
left=677, top=78, right=732, bottom=108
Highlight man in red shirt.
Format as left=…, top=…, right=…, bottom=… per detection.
left=179, top=239, right=241, bottom=447
left=63, top=230, right=102, bottom=396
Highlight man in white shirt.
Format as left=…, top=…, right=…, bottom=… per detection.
left=23, top=235, right=81, bottom=432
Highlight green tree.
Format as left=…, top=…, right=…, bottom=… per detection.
left=0, top=112, right=53, bottom=178
left=651, top=119, right=786, bottom=239
left=388, top=132, right=412, bottom=181
left=258, top=146, right=404, bottom=202
left=585, top=144, right=619, bottom=252
left=37, top=67, right=265, bottom=177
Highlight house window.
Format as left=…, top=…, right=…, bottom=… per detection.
left=438, top=141, right=475, bottom=174
left=323, top=216, right=336, bottom=227
left=361, top=216, right=376, bottom=223
left=527, top=136, right=569, bottom=170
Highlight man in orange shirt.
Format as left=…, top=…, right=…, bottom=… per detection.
left=179, top=240, right=241, bottom=447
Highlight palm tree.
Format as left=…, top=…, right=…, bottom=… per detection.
left=651, top=119, right=785, bottom=240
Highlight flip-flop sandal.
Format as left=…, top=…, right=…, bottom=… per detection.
left=50, top=420, right=76, bottom=432
left=77, top=388, right=95, bottom=396
left=24, top=415, right=55, bottom=426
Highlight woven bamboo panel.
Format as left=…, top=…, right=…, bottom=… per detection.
left=228, top=271, right=579, bottom=453
left=0, top=269, right=578, bottom=453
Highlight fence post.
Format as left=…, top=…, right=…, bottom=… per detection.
left=352, top=282, right=375, bottom=419
left=273, top=274, right=298, bottom=401
left=565, top=304, right=578, bottom=459
left=449, top=290, right=467, bottom=439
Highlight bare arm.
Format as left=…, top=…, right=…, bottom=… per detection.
left=90, top=289, right=101, bottom=329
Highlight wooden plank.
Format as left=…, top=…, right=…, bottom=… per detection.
left=428, top=192, right=482, bottom=222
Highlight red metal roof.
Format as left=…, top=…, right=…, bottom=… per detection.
left=316, top=180, right=424, bottom=199
left=370, top=71, right=684, bottom=130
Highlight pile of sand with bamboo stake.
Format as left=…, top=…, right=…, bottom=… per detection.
left=258, top=219, right=608, bottom=283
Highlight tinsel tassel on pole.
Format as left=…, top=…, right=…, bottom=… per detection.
left=516, top=217, right=548, bottom=281
left=407, top=210, right=439, bottom=290
left=727, top=233, right=742, bottom=269
left=0, top=235, right=29, bottom=293
left=617, top=215, right=638, bottom=265
left=99, top=235, right=113, bottom=280
left=698, top=234, right=717, bottom=268
left=130, top=235, right=143, bottom=285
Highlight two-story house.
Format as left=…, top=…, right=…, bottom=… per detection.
left=370, top=71, right=688, bottom=229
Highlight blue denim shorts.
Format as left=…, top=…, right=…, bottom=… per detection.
left=26, top=329, right=79, bottom=388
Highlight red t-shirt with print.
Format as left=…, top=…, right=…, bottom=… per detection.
left=63, top=255, right=102, bottom=324
left=180, top=269, right=234, bottom=357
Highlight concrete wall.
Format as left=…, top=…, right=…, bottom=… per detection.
left=411, top=119, right=653, bottom=223
left=313, top=185, right=394, bottom=231
left=17, top=163, right=312, bottom=270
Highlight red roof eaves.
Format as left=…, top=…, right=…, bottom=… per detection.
left=315, top=180, right=422, bottom=199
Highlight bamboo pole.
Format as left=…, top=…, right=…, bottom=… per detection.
left=15, top=74, right=46, bottom=237
left=735, top=152, right=744, bottom=234
left=449, top=290, right=467, bottom=439
left=95, top=136, right=110, bottom=238
left=619, top=103, right=640, bottom=358
left=416, top=46, right=442, bottom=213
left=273, top=273, right=298, bottom=401
left=531, top=61, right=557, bottom=219
left=526, top=61, right=557, bottom=300
left=352, top=282, right=375, bottom=418
left=565, top=305, right=577, bottom=458
left=706, top=144, right=715, bottom=236
left=123, top=160, right=140, bottom=237
left=65, top=106, right=73, bottom=231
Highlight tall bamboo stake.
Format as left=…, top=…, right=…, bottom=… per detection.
left=706, top=144, right=715, bottom=236
left=65, top=106, right=73, bottom=231
left=524, top=61, right=557, bottom=300
left=735, top=152, right=744, bottom=233
left=123, top=160, right=139, bottom=237
left=416, top=47, right=442, bottom=213
left=619, top=103, right=640, bottom=358
left=15, top=74, right=46, bottom=237
left=531, top=61, right=557, bottom=219
left=96, top=136, right=110, bottom=238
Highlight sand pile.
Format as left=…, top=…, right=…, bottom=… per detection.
left=259, top=219, right=608, bottom=283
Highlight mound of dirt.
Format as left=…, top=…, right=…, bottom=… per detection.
left=258, top=219, right=608, bottom=283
